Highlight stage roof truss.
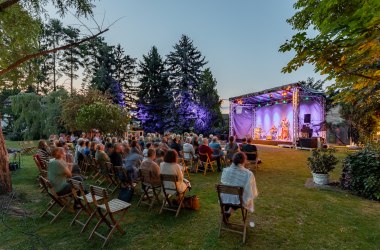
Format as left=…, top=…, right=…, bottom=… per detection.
left=229, top=82, right=325, bottom=106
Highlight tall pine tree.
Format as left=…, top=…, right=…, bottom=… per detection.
left=166, top=35, right=207, bottom=132
left=196, top=68, right=222, bottom=133
left=136, top=46, right=173, bottom=133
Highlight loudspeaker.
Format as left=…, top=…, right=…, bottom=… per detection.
left=304, top=114, right=311, bottom=123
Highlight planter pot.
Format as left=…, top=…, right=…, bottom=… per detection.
left=312, top=173, right=329, bottom=185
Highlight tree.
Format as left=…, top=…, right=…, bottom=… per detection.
left=76, top=102, right=130, bottom=134
left=136, top=46, right=172, bottom=133
left=280, top=0, right=380, bottom=142
left=300, top=77, right=324, bottom=91
left=0, top=0, right=99, bottom=194
left=61, top=89, right=112, bottom=131
left=196, top=68, right=222, bottom=134
left=60, top=25, right=84, bottom=94
left=166, top=35, right=207, bottom=132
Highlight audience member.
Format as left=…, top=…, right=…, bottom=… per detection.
left=37, top=140, right=51, bottom=166
left=221, top=152, right=258, bottom=221
left=109, top=143, right=124, bottom=167
left=160, top=150, right=190, bottom=194
left=140, top=148, right=160, bottom=185
left=198, top=138, right=222, bottom=171
left=225, top=136, right=239, bottom=162
left=241, top=138, right=258, bottom=161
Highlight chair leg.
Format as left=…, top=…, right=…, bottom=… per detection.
left=160, top=197, right=167, bottom=214
left=81, top=210, right=96, bottom=233
left=41, top=200, right=56, bottom=218
left=89, top=217, right=104, bottom=240
left=70, top=208, right=83, bottom=226
left=50, top=199, right=71, bottom=224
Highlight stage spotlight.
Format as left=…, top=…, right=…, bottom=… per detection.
left=282, top=91, right=287, bottom=96
left=305, top=97, right=309, bottom=101
left=266, top=103, right=270, bottom=106
left=282, top=100, right=287, bottom=104
left=269, top=94, right=273, bottom=98
left=275, top=101, right=278, bottom=104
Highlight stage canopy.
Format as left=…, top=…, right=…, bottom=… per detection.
left=229, top=82, right=326, bottom=145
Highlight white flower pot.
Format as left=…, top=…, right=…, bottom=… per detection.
left=312, top=173, right=329, bottom=185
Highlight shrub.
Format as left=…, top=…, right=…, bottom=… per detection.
left=307, top=148, right=338, bottom=174
left=340, top=145, right=380, bottom=201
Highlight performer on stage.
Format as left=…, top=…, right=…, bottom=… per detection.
left=280, top=118, right=290, bottom=140
left=269, top=125, right=277, bottom=140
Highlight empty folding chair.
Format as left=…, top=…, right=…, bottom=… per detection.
left=88, top=185, right=131, bottom=248
left=69, top=179, right=103, bottom=233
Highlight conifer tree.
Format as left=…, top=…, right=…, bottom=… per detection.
left=136, top=46, right=172, bottom=133
left=197, top=68, right=222, bottom=133
left=166, top=35, right=207, bottom=132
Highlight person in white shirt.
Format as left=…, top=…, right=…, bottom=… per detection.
left=221, top=152, right=258, bottom=223
left=182, top=137, right=195, bottom=160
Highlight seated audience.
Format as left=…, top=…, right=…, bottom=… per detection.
left=198, top=138, right=222, bottom=171
left=239, top=137, right=247, bottom=150
left=225, top=136, right=239, bottom=162
left=123, top=146, right=143, bottom=181
left=37, top=140, right=51, bottom=166
left=170, top=137, right=182, bottom=156
left=95, top=144, right=110, bottom=175
left=109, top=143, right=124, bottom=167
left=143, top=142, right=152, bottom=159
left=241, top=138, right=258, bottom=161
left=160, top=150, right=190, bottom=194
left=183, top=137, right=195, bottom=160
left=48, top=147, right=83, bottom=196
left=221, top=152, right=258, bottom=221
left=209, top=136, right=223, bottom=157
left=90, top=141, right=98, bottom=158
left=130, top=140, right=142, bottom=155
left=140, top=148, right=161, bottom=185
left=155, top=149, right=165, bottom=166
left=83, top=140, right=91, bottom=156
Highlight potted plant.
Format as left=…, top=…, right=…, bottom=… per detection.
left=307, top=148, right=339, bottom=185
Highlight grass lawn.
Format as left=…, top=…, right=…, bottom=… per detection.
left=1, top=141, right=380, bottom=249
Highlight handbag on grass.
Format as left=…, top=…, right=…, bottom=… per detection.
left=182, top=195, right=200, bottom=210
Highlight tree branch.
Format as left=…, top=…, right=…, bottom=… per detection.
left=0, top=0, right=20, bottom=12
left=0, top=28, right=109, bottom=76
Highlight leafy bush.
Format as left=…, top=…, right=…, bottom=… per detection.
left=307, top=148, right=338, bottom=174
left=341, top=145, right=380, bottom=201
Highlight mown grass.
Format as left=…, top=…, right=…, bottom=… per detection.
left=1, top=141, right=380, bottom=250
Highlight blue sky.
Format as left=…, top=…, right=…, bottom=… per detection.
left=49, top=0, right=324, bottom=110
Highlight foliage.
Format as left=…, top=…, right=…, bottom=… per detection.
left=300, top=77, right=324, bottom=91
left=196, top=68, right=222, bottom=134
left=280, top=0, right=380, bottom=140
left=0, top=3, right=41, bottom=87
left=136, top=46, right=172, bottom=133
left=339, top=102, right=380, bottom=143
left=307, top=148, right=339, bottom=174
left=10, top=92, right=43, bottom=139
left=9, top=89, right=68, bottom=139
left=76, top=102, right=130, bottom=134
left=84, top=39, right=137, bottom=109
left=18, top=0, right=95, bottom=17
left=166, top=35, right=207, bottom=132
left=61, top=89, right=112, bottom=131
left=42, top=88, right=68, bottom=136
left=341, top=145, right=380, bottom=200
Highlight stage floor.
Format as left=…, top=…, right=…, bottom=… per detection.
left=251, top=139, right=293, bottom=146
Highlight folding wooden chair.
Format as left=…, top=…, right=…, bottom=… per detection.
left=244, top=151, right=259, bottom=171
left=137, top=169, right=161, bottom=211
left=105, top=163, right=121, bottom=194
left=159, top=174, right=189, bottom=217
left=216, top=184, right=248, bottom=243
left=178, top=157, right=191, bottom=180
left=39, top=176, right=73, bottom=224
left=197, top=152, right=215, bottom=175
left=88, top=185, right=131, bottom=248
left=69, top=179, right=103, bottom=233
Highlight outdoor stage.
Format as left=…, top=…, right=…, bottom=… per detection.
left=229, top=83, right=326, bottom=147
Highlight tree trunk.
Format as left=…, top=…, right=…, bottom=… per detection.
left=0, top=112, right=11, bottom=194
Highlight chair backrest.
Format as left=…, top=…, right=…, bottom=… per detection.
left=90, top=185, right=108, bottom=208
left=216, top=184, right=244, bottom=207
left=244, top=151, right=257, bottom=161
left=39, top=176, right=66, bottom=205
left=139, top=168, right=156, bottom=185
left=69, top=178, right=87, bottom=202
left=33, top=155, right=43, bottom=172
left=160, top=174, right=180, bottom=194
left=198, top=152, right=211, bottom=163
